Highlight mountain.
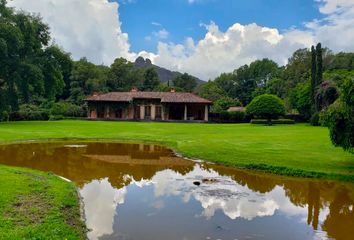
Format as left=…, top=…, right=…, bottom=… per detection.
left=134, top=57, right=204, bottom=84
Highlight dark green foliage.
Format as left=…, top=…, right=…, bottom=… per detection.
left=70, top=58, right=109, bottom=105
left=16, top=104, right=49, bottom=121
left=0, top=3, right=68, bottom=116
left=49, top=101, right=84, bottom=118
left=310, top=112, right=320, bottom=126
left=142, top=67, right=159, bottom=91
left=321, top=78, right=354, bottom=152
left=108, top=57, right=141, bottom=91
left=315, top=80, right=339, bottom=109
left=246, top=94, right=285, bottom=124
left=172, top=73, right=197, bottom=92
left=285, top=48, right=311, bottom=87
left=288, top=82, right=312, bottom=119
left=218, top=111, right=246, bottom=123
left=250, top=119, right=295, bottom=125
left=328, top=52, right=354, bottom=71
left=197, top=81, right=226, bottom=102
left=211, top=96, right=241, bottom=113
left=316, top=43, right=323, bottom=86
left=311, top=46, right=317, bottom=105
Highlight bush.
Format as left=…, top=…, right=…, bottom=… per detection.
left=49, top=115, right=65, bottom=121
left=251, top=119, right=295, bottom=125
left=229, top=111, right=246, bottom=122
left=0, top=111, right=9, bottom=122
left=246, top=94, right=285, bottom=125
left=16, top=104, right=49, bottom=121
left=310, top=112, right=320, bottom=126
left=320, top=99, right=354, bottom=153
left=50, top=101, right=84, bottom=118
left=211, top=96, right=242, bottom=113
left=218, top=110, right=246, bottom=123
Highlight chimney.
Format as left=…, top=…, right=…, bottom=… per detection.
left=170, top=88, right=176, bottom=93
left=131, top=87, right=139, bottom=92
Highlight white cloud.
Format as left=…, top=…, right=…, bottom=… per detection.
left=152, top=28, right=169, bottom=39
left=150, top=22, right=314, bottom=80
left=8, top=0, right=354, bottom=80
left=80, top=178, right=127, bottom=240
left=317, top=0, right=354, bottom=14
left=8, top=0, right=136, bottom=64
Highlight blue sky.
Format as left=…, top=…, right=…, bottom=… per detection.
left=117, top=0, right=323, bottom=52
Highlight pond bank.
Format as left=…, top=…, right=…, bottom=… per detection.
left=1, top=141, right=353, bottom=240
left=0, top=120, right=353, bottom=181
left=0, top=165, right=86, bottom=239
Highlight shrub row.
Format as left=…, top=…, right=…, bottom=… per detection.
left=250, top=119, right=295, bottom=125
left=9, top=102, right=86, bottom=121
left=210, top=111, right=248, bottom=123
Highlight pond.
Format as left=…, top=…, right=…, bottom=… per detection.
left=0, top=141, right=353, bottom=240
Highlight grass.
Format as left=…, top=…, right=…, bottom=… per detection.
left=0, top=120, right=353, bottom=181
left=0, top=165, right=86, bottom=239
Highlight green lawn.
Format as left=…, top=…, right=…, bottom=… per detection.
left=0, top=165, right=85, bottom=239
left=0, top=120, right=353, bottom=181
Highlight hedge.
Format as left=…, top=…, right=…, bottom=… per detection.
left=251, top=119, right=295, bottom=125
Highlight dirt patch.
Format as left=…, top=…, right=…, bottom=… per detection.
left=7, top=192, right=51, bottom=226
left=14, top=171, right=46, bottom=181
left=61, top=192, right=87, bottom=239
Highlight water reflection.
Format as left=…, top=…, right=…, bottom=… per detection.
left=0, top=142, right=353, bottom=240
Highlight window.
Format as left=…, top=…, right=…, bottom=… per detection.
left=156, top=106, right=162, bottom=119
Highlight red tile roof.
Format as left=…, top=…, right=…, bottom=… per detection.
left=85, top=92, right=212, bottom=104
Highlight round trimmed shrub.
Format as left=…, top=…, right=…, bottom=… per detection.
left=246, top=94, right=285, bottom=125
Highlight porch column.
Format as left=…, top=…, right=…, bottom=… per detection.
left=105, top=106, right=110, bottom=118
left=161, top=106, right=165, bottom=120
left=90, top=107, right=97, bottom=119
left=140, top=105, right=145, bottom=120
left=204, top=105, right=209, bottom=122
left=184, top=104, right=188, bottom=121
left=151, top=104, right=156, bottom=120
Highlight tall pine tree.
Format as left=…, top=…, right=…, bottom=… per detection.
left=316, top=43, right=323, bottom=85
left=315, top=43, right=323, bottom=111
left=311, top=45, right=317, bottom=107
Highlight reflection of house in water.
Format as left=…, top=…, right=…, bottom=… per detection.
left=0, top=142, right=194, bottom=189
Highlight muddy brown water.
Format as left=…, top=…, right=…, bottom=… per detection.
left=0, top=142, right=353, bottom=240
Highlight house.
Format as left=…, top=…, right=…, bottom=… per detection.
left=85, top=89, right=212, bottom=122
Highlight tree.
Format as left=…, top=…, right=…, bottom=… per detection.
left=285, top=48, right=311, bottom=88
left=70, top=58, right=109, bottom=104
left=289, top=82, right=312, bottom=119
left=311, top=45, right=317, bottom=107
left=211, top=96, right=241, bottom=113
left=315, top=81, right=339, bottom=109
left=246, top=94, right=285, bottom=125
left=328, top=52, right=354, bottom=70
left=142, top=67, right=159, bottom=91
left=45, top=45, right=73, bottom=99
left=108, top=58, right=141, bottom=91
left=172, top=73, right=197, bottom=92
left=197, top=81, right=226, bottom=102
left=321, top=78, right=354, bottom=152
left=316, top=43, right=323, bottom=85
